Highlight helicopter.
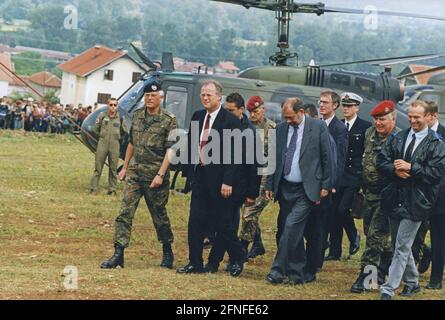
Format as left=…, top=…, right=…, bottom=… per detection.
left=80, top=0, right=445, bottom=165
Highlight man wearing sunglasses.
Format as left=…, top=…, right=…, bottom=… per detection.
left=90, top=98, right=124, bottom=196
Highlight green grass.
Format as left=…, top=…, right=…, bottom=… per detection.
left=0, top=130, right=444, bottom=300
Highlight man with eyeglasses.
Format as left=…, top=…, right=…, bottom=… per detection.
left=90, top=97, right=125, bottom=196
left=317, top=90, right=348, bottom=264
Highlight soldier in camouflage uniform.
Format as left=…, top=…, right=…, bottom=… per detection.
left=101, top=82, right=177, bottom=270
left=90, top=98, right=125, bottom=195
left=350, top=100, right=398, bottom=293
left=239, top=96, right=276, bottom=259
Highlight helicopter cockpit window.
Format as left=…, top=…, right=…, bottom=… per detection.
left=355, top=78, right=376, bottom=94
left=164, top=86, right=188, bottom=129
left=331, top=74, right=351, bottom=86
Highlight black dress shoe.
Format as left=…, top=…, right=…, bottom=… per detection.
left=204, top=263, right=218, bottom=274
left=426, top=282, right=442, bottom=290
left=230, top=262, right=244, bottom=277
left=399, top=284, right=421, bottom=297
left=304, top=273, right=316, bottom=284
left=286, top=278, right=305, bottom=285
left=418, top=248, right=431, bottom=274
left=380, top=293, right=392, bottom=300
left=325, top=255, right=340, bottom=261
left=266, top=274, right=283, bottom=285
left=349, top=231, right=361, bottom=256
left=176, top=264, right=204, bottom=274
left=350, top=271, right=368, bottom=293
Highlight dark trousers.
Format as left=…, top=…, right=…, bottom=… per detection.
left=327, top=186, right=359, bottom=257
left=304, top=195, right=332, bottom=274
left=270, top=180, right=314, bottom=283
left=188, top=166, right=243, bottom=268
left=430, top=214, right=445, bottom=283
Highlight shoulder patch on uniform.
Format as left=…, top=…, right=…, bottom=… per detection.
left=95, top=112, right=106, bottom=124
left=163, top=109, right=176, bottom=119
left=269, top=121, right=277, bottom=129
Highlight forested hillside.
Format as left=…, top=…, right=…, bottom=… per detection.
left=1, top=0, right=444, bottom=72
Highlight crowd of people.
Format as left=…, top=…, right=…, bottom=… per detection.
left=0, top=96, right=98, bottom=134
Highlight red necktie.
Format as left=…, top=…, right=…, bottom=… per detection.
left=200, top=114, right=211, bottom=164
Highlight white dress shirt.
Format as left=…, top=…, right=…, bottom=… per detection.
left=284, top=116, right=306, bottom=183
left=403, top=126, right=429, bottom=158
left=324, top=114, right=335, bottom=127
left=344, top=115, right=357, bottom=131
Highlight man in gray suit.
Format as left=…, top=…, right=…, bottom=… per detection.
left=265, top=97, right=333, bottom=285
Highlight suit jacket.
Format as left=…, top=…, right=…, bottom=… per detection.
left=266, top=116, right=333, bottom=203
left=340, top=117, right=372, bottom=187
left=328, top=116, right=348, bottom=189
left=183, top=107, right=242, bottom=199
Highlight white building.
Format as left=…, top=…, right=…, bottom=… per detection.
left=0, top=52, right=13, bottom=97
left=58, top=45, right=146, bottom=107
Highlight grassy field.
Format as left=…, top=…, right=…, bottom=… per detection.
left=0, top=130, right=443, bottom=300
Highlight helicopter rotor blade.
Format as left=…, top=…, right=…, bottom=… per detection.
left=324, top=6, right=445, bottom=21
left=397, top=65, right=445, bottom=80
left=130, top=42, right=158, bottom=70
left=315, top=53, right=445, bottom=68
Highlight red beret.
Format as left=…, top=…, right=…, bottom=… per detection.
left=370, top=100, right=395, bottom=117
left=246, top=96, right=264, bottom=112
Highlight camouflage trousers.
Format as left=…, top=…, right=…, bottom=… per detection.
left=113, top=175, right=174, bottom=248
left=239, top=185, right=269, bottom=242
left=90, top=142, right=119, bottom=192
left=360, top=196, right=393, bottom=270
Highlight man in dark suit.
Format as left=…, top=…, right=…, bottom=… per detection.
left=328, top=92, right=371, bottom=259
left=303, top=103, right=338, bottom=283
left=177, top=80, right=246, bottom=277
left=425, top=100, right=445, bottom=290
left=265, top=97, right=332, bottom=285
left=223, top=92, right=261, bottom=272
left=318, top=90, right=348, bottom=262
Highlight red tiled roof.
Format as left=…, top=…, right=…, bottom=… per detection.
left=58, top=45, right=127, bottom=77
left=28, top=71, right=61, bottom=88
left=216, top=61, right=240, bottom=72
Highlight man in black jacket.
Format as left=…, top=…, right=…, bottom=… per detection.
left=318, top=90, right=348, bottom=262
left=177, top=80, right=246, bottom=277
left=424, top=101, right=445, bottom=290
left=328, top=92, right=371, bottom=259
left=377, top=100, right=445, bottom=300
left=223, top=92, right=261, bottom=273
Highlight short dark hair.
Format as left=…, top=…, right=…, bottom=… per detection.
left=283, top=97, right=304, bottom=112
left=320, top=90, right=340, bottom=109
left=304, top=103, right=318, bottom=118
left=225, top=92, right=245, bottom=109
left=425, top=100, right=438, bottom=114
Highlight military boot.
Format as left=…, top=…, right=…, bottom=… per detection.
left=160, top=243, right=174, bottom=269
left=100, top=244, right=124, bottom=269
left=247, top=228, right=266, bottom=259
left=350, top=268, right=369, bottom=293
